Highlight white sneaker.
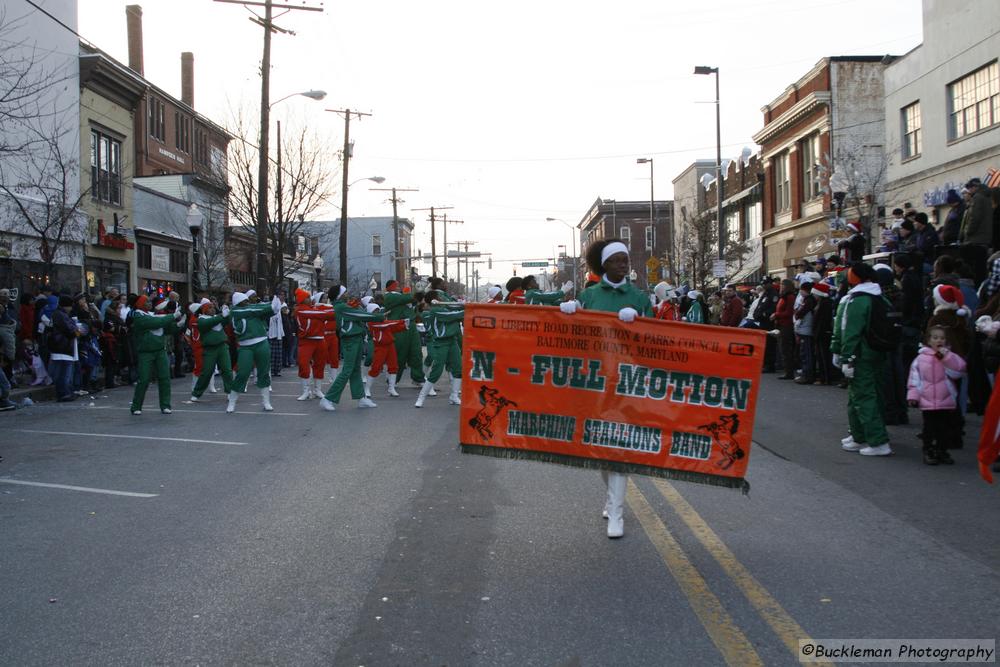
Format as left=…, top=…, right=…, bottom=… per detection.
left=859, top=443, right=892, bottom=456
left=297, top=378, right=312, bottom=401
left=226, top=391, right=238, bottom=414
left=319, top=398, right=336, bottom=412
left=131, top=409, right=141, bottom=416
left=190, top=395, right=199, bottom=403
left=607, top=515, right=624, bottom=538
left=842, top=437, right=863, bottom=452
left=841, top=435, right=855, bottom=446
left=161, top=408, right=172, bottom=415
left=358, top=397, right=377, bottom=408
left=428, top=385, right=438, bottom=397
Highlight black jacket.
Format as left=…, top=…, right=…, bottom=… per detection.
left=898, top=269, right=924, bottom=329
left=49, top=309, right=77, bottom=356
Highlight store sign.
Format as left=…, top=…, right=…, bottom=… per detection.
left=157, top=146, right=185, bottom=165
left=96, top=219, right=134, bottom=250
left=151, top=245, right=170, bottom=272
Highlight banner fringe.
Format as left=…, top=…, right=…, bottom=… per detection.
left=460, top=444, right=750, bottom=495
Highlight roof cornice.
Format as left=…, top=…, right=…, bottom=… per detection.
left=753, top=91, right=831, bottom=145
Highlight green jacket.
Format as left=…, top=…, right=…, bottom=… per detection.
left=686, top=301, right=704, bottom=324
left=578, top=280, right=652, bottom=316
left=423, top=303, right=465, bottom=339
left=526, top=289, right=565, bottom=306
left=384, top=291, right=418, bottom=322
left=131, top=311, right=180, bottom=353
left=231, top=302, right=275, bottom=343
left=334, top=301, right=384, bottom=338
left=831, top=283, right=886, bottom=363
left=197, top=313, right=230, bottom=347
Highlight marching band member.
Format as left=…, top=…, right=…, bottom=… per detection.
left=383, top=281, right=426, bottom=387
left=319, top=287, right=385, bottom=412
left=653, top=282, right=681, bottom=321
left=129, top=293, right=185, bottom=415
left=524, top=275, right=574, bottom=305
left=294, top=288, right=333, bottom=400
left=364, top=303, right=408, bottom=397
left=190, top=299, right=234, bottom=401
left=319, top=288, right=341, bottom=386
left=185, top=299, right=216, bottom=395
left=486, top=285, right=503, bottom=303
left=415, top=293, right=465, bottom=408
left=227, top=291, right=282, bottom=413
left=558, top=238, right=652, bottom=539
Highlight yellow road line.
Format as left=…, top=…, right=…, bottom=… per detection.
left=626, top=480, right=764, bottom=667
left=654, top=479, right=831, bottom=664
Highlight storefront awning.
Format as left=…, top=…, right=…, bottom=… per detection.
left=782, top=232, right=839, bottom=267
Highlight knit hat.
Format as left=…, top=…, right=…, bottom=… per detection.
left=134, top=294, right=148, bottom=310
left=296, top=288, right=311, bottom=305
left=232, top=292, right=248, bottom=306
left=486, top=285, right=502, bottom=300
left=687, top=290, right=702, bottom=300
left=847, top=221, right=862, bottom=233
left=245, top=289, right=257, bottom=300
left=812, top=283, right=831, bottom=298
left=200, top=299, right=213, bottom=314
left=933, top=284, right=968, bottom=316
left=365, top=302, right=380, bottom=313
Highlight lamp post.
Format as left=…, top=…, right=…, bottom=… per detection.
left=545, top=217, right=578, bottom=288
left=255, top=89, right=326, bottom=296
left=636, top=157, right=657, bottom=281
left=186, top=203, right=204, bottom=299
left=694, top=65, right=724, bottom=286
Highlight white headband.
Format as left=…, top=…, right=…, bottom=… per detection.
left=601, top=242, right=629, bottom=266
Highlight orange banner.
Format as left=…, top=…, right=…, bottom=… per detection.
left=459, top=304, right=766, bottom=492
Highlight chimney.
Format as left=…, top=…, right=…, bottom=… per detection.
left=181, top=52, right=194, bottom=108
left=126, top=5, right=143, bottom=75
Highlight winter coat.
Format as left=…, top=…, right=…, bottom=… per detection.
left=793, top=292, right=816, bottom=336
left=941, top=204, right=964, bottom=245
left=685, top=300, right=705, bottom=324
left=48, top=308, right=77, bottom=356
left=830, top=282, right=887, bottom=363
left=898, top=268, right=924, bottom=329
left=773, top=293, right=795, bottom=327
left=130, top=311, right=180, bottom=353
left=838, top=233, right=866, bottom=263
left=913, top=224, right=940, bottom=255
left=422, top=304, right=464, bottom=340
left=720, top=295, right=745, bottom=327
left=384, top=291, right=417, bottom=321
left=295, top=305, right=333, bottom=339
left=960, top=187, right=994, bottom=247
left=578, top=280, right=652, bottom=316
left=231, top=299, right=280, bottom=344
left=197, top=313, right=231, bottom=347
left=333, top=301, right=385, bottom=339
left=907, top=347, right=967, bottom=410
left=813, top=296, right=833, bottom=339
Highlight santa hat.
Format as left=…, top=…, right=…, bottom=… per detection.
left=486, top=285, right=502, bottom=300
left=933, top=284, right=968, bottom=316
left=385, top=280, right=399, bottom=291
left=188, top=301, right=202, bottom=315
left=847, top=221, right=862, bottom=233
left=811, top=283, right=831, bottom=298
left=199, top=298, right=213, bottom=314
left=153, top=297, right=168, bottom=311
left=295, top=288, right=311, bottom=305
left=135, top=294, right=149, bottom=310
left=232, top=292, right=248, bottom=306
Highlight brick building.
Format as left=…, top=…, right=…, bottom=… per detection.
left=577, top=198, right=674, bottom=289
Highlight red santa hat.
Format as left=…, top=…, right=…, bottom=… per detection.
left=933, top=284, right=968, bottom=316
left=811, top=282, right=831, bottom=298
left=847, top=221, right=862, bottom=233
left=153, top=297, right=168, bottom=311
left=295, top=288, right=311, bottom=305
left=135, top=294, right=149, bottom=310
left=385, top=280, right=399, bottom=291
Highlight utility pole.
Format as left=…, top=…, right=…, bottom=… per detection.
left=214, top=0, right=322, bottom=295
left=412, top=206, right=452, bottom=278
left=440, top=215, right=464, bottom=282
left=326, top=108, right=373, bottom=284
left=371, top=186, right=418, bottom=286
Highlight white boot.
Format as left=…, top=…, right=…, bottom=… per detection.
left=387, top=375, right=399, bottom=397
left=358, top=396, right=377, bottom=408
left=428, top=383, right=438, bottom=397
left=601, top=470, right=610, bottom=519
left=226, top=391, right=238, bottom=414
left=209, top=375, right=218, bottom=393
left=449, top=378, right=462, bottom=405
left=606, top=472, right=626, bottom=538
left=363, top=374, right=372, bottom=398
left=297, top=378, right=312, bottom=401
left=319, top=397, right=336, bottom=411
left=311, top=378, right=325, bottom=399
left=415, top=381, right=433, bottom=408
left=329, top=367, right=339, bottom=384
left=261, top=387, right=273, bottom=412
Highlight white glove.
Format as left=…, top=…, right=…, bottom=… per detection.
left=561, top=281, right=574, bottom=295
left=403, top=319, right=411, bottom=329
left=618, top=307, right=638, bottom=323
left=649, top=294, right=658, bottom=308
left=221, top=305, right=230, bottom=317
left=559, top=300, right=578, bottom=315
left=832, top=354, right=841, bottom=367
left=173, top=308, right=185, bottom=322
left=841, top=364, right=854, bottom=379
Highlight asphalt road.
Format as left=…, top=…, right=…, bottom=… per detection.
left=1, top=371, right=998, bottom=666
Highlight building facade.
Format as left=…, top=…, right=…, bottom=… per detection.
left=699, top=150, right=765, bottom=285
left=577, top=199, right=674, bottom=289
left=304, top=216, right=415, bottom=294
left=753, top=57, right=892, bottom=277
left=884, top=0, right=1000, bottom=222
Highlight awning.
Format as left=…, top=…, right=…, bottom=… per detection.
left=782, top=232, right=839, bottom=267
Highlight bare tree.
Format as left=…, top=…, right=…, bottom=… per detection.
left=226, top=106, right=339, bottom=288
left=677, top=212, right=751, bottom=292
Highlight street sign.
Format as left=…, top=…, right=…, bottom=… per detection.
left=645, top=256, right=660, bottom=269
left=447, top=251, right=481, bottom=258
left=521, top=261, right=549, bottom=268
left=712, top=259, right=727, bottom=278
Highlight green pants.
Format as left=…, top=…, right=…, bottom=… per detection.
left=324, top=336, right=365, bottom=404
left=233, top=340, right=270, bottom=393
left=394, top=328, right=425, bottom=383
left=131, top=349, right=170, bottom=412
left=847, top=358, right=889, bottom=446
left=193, top=344, right=234, bottom=397
left=426, top=337, right=462, bottom=383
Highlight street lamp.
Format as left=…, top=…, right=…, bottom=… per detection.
left=636, top=157, right=657, bottom=281
left=546, top=217, right=579, bottom=288
left=313, top=254, right=324, bottom=291
left=694, top=65, right=724, bottom=286
left=186, top=203, right=204, bottom=298
left=255, top=89, right=326, bottom=296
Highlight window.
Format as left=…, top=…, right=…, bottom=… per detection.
left=775, top=152, right=790, bottom=213
left=900, top=102, right=922, bottom=158
left=174, top=112, right=191, bottom=153
left=169, top=248, right=188, bottom=274
left=372, top=234, right=382, bottom=256
left=619, top=225, right=631, bottom=248
left=801, top=134, right=821, bottom=200
left=725, top=209, right=740, bottom=241
left=194, top=127, right=208, bottom=165
left=948, top=62, right=999, bottom=140
left=744, top=201, right=761, bottom=239
left=645, top=225, right=655, bottom=251
left=90, top=129, right=122, bottom=205
left=137, top=243, right=152, bottom=269
left=147, top=97, right=165, bottom=142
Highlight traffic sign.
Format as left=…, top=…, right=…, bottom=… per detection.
left=521, top=261, right=549, bottom=268
left=447, top=250, right=481, bottom=258
left=712, top=259, right=727, bottom=278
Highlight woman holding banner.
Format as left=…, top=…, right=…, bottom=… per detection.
left=558, top=239, right=652, bottom=538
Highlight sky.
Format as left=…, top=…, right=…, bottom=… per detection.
left=75, top=0, right=925, bottom=287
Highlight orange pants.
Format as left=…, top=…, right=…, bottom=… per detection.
left=368, top=343, right=399, bottom=377
left=191, top=340, right=204, bottom=377
left=298, top=338, right=327, bottom=379
left=324, top=335, right=340, bottom=369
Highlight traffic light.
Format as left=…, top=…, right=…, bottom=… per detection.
left=488, top=256, right=492, bottom=270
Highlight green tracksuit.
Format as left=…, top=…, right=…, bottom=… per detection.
left=578, top=279, right=653, bottom=316
left=385, top=291, right=425, bottom=383
left=525, top=289, right=565, bottom=305
left=324, top=302, right=385, bottom=403
left=130, top=311, right=181, bottom=412
left=231, top=302, right=278, bottom=393
left=423, top=303, right=465, bottom=383
left=192, top=313, right=234, bottom=398
left=831, top=284, right=889, bottom=446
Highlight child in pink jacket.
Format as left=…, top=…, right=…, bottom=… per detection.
left=907, top=326, right=967, bottom=465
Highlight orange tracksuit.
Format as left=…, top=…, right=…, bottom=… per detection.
left=655, top=302, right=680, bottom=321
left=186, top=314, right=204, bottom=376
left=296, top=304, right=333, bottom=379
left=318, top=303, right=340, bottom=369
left=367, top=319, right=407, bottom=377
